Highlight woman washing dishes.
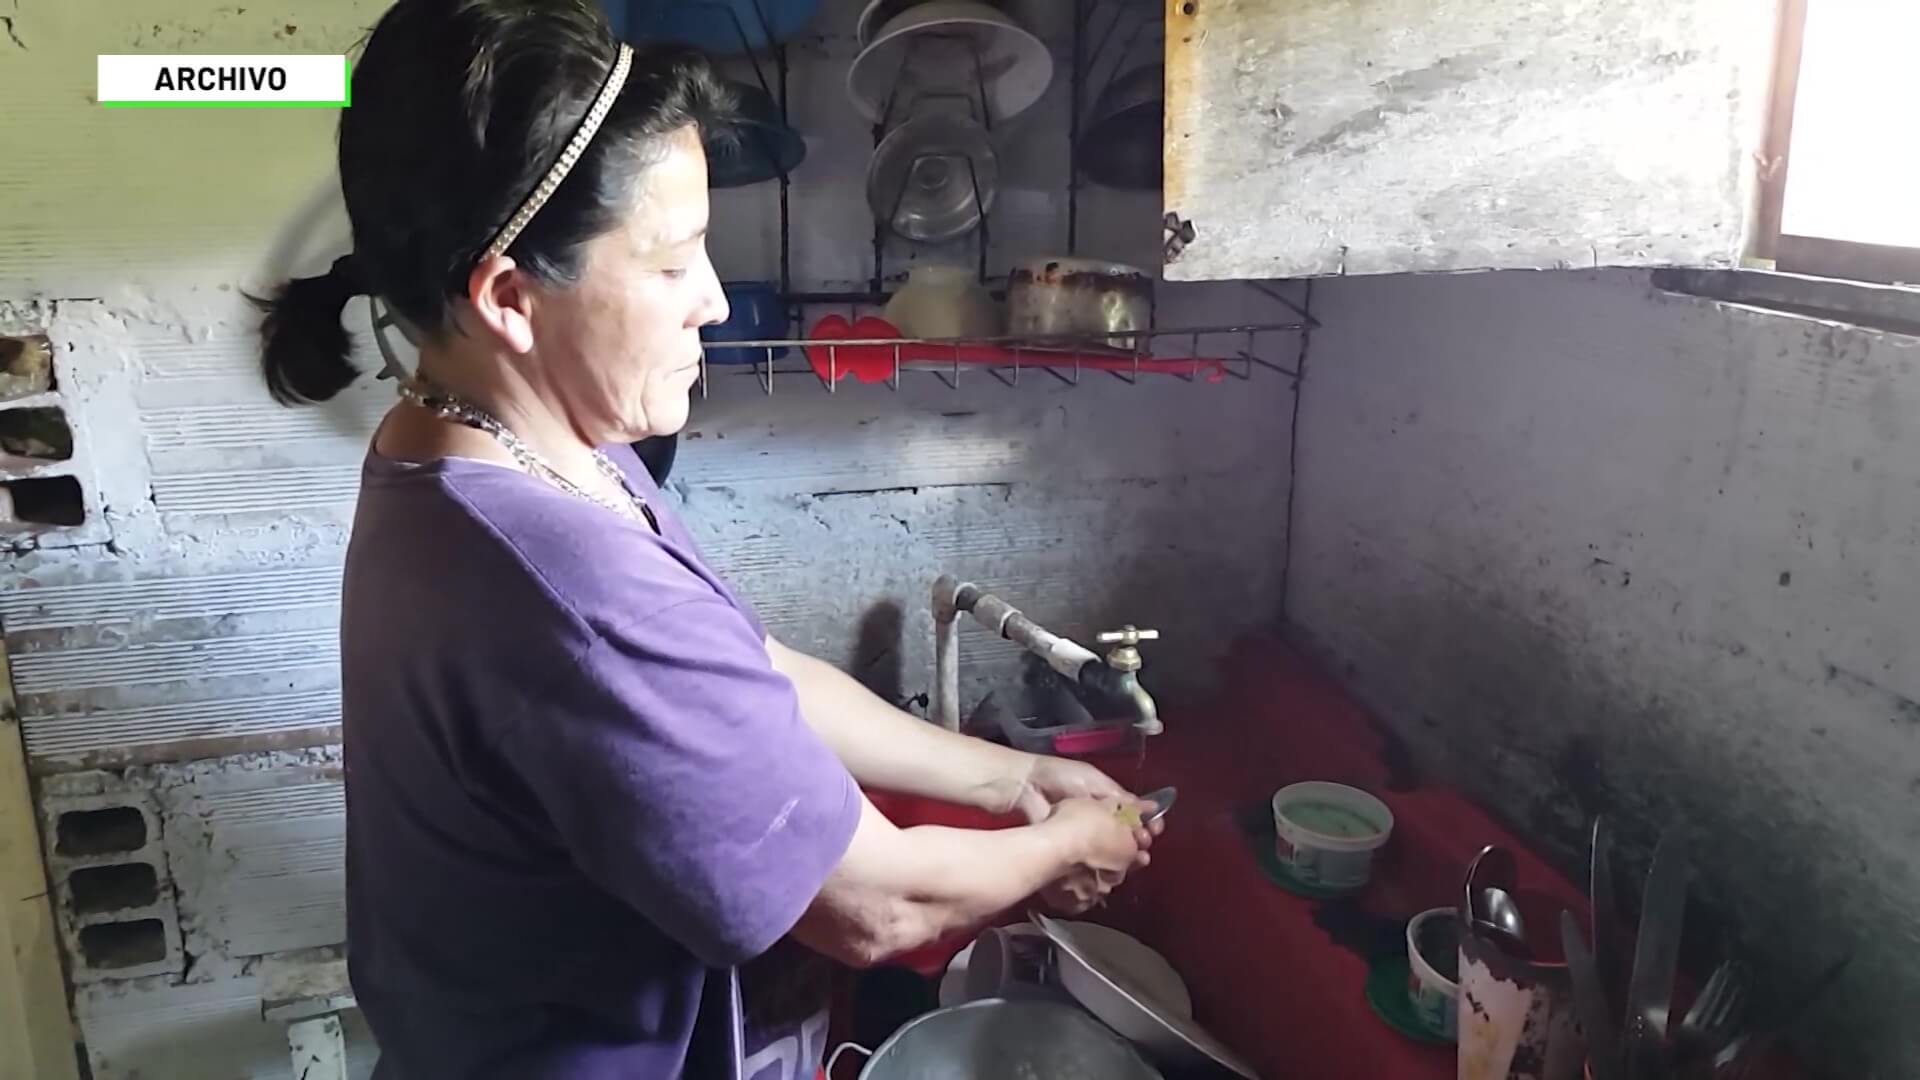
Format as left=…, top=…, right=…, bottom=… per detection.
left=251, top=2, right=1159, bottom=1078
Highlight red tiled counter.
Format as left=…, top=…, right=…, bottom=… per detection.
left=863, top=635, right=1798, bottom=1080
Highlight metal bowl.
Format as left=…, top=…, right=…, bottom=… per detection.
left=835, top=998, right=1164, bottom=1080
left=706, top=80, right=806, bottom=189
left=1079, top=64, right=1163, bottom=190
left=855, top=0, right=924, bottom=45
left=867, top=113, right=998, bottom=243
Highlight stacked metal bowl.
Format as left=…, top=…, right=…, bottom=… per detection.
left=851, top=0, right=1053, bottom=243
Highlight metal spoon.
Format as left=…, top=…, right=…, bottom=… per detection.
left=1476, top=886, right=1530, bottom=956
left=1464, top=844, right=1517, bottom=914
left=1463, top=845, right=1528, bottom=955
left=1141, top=785, right=1177, bottom=825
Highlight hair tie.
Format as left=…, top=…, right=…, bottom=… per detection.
left=477, top=42, right=635, bottom=265
left=329, top=253, right=371, bottom=295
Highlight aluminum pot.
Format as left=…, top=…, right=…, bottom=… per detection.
left=826, top=998, right=1163, bottom=1080
left=1007, top=257, right=1154, bottom=352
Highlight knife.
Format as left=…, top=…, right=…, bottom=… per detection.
left=1623, top=832, right=1690, bottom=1075
left=1591, top=817, right=1628, bottom=1022
left=1562, top=910, right=1622, bottom=1080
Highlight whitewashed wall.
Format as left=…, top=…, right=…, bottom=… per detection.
left=0, top=0, right=1294, bottom=1075
left=1288, top=268, right=1919, bottom=1078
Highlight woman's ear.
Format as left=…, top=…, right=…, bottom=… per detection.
left=464, top=255, right=536, bottom=355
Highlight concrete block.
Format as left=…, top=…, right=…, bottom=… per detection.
left=40, top=793, right=185, bottom=984
left=0, top=335, right=53, bottom=400
left=0, top=406, right=75, bottom=462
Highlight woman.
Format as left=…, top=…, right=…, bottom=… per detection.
left=253, top=3, right=1158, bottom=1077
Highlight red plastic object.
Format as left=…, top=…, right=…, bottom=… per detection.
left=1048, top=723, right=1134, bottom=756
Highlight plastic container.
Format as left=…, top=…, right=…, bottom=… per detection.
left=1269, top=781, right=1394, bottom=893
left=996, top=707, right=1133, bottom=757
left=1405, top=907, right=1460, bottom=1040
left=626, top=0, right=823, bottom=55
left=883, top=264, right=1001, bottom=339
left=971, top=687, right=1135, bottom=758
left=702, top=281, right=788, bottom=365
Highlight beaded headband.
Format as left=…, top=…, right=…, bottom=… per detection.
left=477, top=42, right=635, bottom=263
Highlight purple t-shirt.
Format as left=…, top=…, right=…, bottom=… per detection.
left=340, top=442, right=862, bottom=1079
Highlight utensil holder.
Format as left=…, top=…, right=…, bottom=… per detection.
left=1457, top=927, right=1581, bottom=1080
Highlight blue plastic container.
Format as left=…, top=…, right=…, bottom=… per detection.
left=702, top=281, right=790, bottom=365
left=626, top=0, right=822, bottom=55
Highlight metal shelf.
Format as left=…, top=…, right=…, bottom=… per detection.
left=711, top=0, right=1168, bottom=313
left=697, top=319, right=1311, bottom=396
left=680, top=1, right=1320, bottom=402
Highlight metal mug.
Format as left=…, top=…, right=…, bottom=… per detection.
left=1457, top=906, right=1581, bottom=1080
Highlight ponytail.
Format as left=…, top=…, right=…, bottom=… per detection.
left=252, top=255, right=367, bottom=406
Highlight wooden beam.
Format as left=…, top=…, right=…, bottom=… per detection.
left=0, top=648, right=79, bottom=1080
left=1163, top=0, right=1782, bottom=281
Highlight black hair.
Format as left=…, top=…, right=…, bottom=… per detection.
left=253, top=0, right=735, bottom=406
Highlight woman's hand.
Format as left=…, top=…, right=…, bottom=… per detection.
left=1012, top=755, right=1126, bottom=818
left=1011, top=755, right=1163, bottom=855
left=1035, top=795, right=1152, bottom=915
left=1044, top=796, right=1148, bottom=874
left=1011, top=757, right=1160, bottom=913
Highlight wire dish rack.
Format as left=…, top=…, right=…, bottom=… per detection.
left=696, top=317, right=1313, bottom=396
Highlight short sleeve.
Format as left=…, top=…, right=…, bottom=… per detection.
left=502, top=597, right=860, bottom=968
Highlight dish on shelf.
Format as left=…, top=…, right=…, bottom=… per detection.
left=855, top=0, right=925, bottom=45
left=1079, top=63, right=1162, bottom=190
left=846, top=1, right=1053, bottom=126
left=707, top=79, right=806, bottom=189
left=866, top=112, right=998, bottom=242
left=883, top=264, right=1002, bottom=338
left=624, top=0, right=821, bottom=55
left=1007, top=256, right=1154, bottom=352
left=701, top=281, right=788, bottom=365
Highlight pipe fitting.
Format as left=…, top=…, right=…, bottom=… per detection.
left=930, top=575, right=1164, bottom=737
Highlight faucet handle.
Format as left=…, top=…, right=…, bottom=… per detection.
left=1096, top=626, right=1158, bottom=673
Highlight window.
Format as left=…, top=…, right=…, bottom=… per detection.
left=1764, top=0, right=1920, bottom=285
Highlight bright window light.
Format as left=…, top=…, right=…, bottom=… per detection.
left=1780, top=1, right=1920, bottom=249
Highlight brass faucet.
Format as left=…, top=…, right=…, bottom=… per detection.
left=1096, top=626, right=1158, bottom=672
left=1096, top=626, right=1162, bottom=736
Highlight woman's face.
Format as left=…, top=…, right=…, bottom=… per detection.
left=531, top=125, right=729, bottom=443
